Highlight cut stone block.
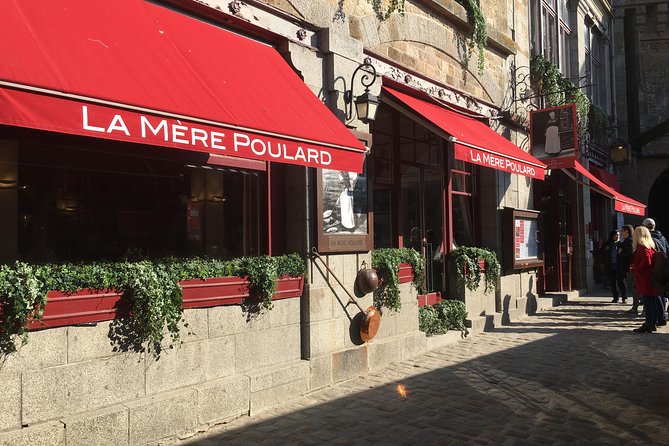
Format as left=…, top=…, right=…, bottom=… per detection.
left=0, top=422, right=64, bottom=446
left=126, top=389, right=197, bottom=446
left=195, top=375, right=249, bottom=425
left=62, top=406, right=129, bottom=446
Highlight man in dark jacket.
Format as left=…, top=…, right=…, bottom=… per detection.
left=644, top=218, right=668, bottom=324
left=644, top=218, right=668, bottom=253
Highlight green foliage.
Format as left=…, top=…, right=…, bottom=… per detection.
left=588, top=103, right=615, bottom=145
left=448, top=246, right=500, bottom=292
left=529, top=55, right=592, bottom=136
left=419, top=299, right=469, bottom=337
left=371, top=248, right=425, bottom=312
left=0, top=254, right=306, bottom=355
left=335, top=0, right=405, bottom=22
left=455, top=0, right=487, bottom=74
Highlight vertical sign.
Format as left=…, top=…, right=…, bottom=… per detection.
left=530, top=104, right=579, bottom=169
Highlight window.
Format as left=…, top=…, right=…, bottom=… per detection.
left=585, top=23, right=605, bottom=106
left=17, top=142, right=266, bottom=262
left=530, top=0, right=571, bottom=76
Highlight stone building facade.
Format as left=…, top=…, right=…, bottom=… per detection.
left=614, top=0, right=669, bottom=230
left=0, top=1, right=556, bottom=444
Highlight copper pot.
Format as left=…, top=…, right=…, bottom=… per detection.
left=356, top=267, right=379, bottom=295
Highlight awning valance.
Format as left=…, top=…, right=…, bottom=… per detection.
left=564, top=160, right=646, bottom=216
left=382, top=87, right=546, bottom=180
left=0, top=0, right=366, bottom=172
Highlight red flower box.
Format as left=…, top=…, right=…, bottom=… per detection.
left=417, top=292, right=442, bottom=307
left=397, top=263, right=414, bottom=284
left=179, top=275, right=304, bottom=309
left=23, top=275, right=304, bottom=330
left=27, top=289, right=122, bottom=331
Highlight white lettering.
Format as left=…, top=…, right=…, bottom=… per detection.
left=320, top=151, right=332, bottom=166
left=294, top=146, right=306, bottom=162
left=234, top=133, right=251, bottom=153
left=307, top=148, right=319, bottom=164
left=267, top=141, right=281, bottom=158
left=107, top=114, right=130, bottom=136
left=251, top=139, right=267, bottom=156
left=282, top=143, right=295, bottom=160
left=190, top=127, right=209, bottom=148
left=211, top=132, right=226, bottom=150
left=140, top=116, right=168, bottom=140
left=81, top=106, right=106, bottom=132
left=171, top=123, right=188, bottom=144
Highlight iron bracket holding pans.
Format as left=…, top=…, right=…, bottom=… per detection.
left=311, top=247, right=381, bottom=342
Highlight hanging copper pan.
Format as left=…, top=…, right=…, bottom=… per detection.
left=311, top=248, right=381, bottom=342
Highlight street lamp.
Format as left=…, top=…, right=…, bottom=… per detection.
left=344, top=60, right=379, bottom=124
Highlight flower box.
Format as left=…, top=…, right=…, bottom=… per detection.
left=179, top=275, right=304, bottom=309
left=27, top=289, right=122, bottom=331
left=24, top=275, right=304, bottom=330
left=417, top=292, right=442, bottom=307
left=397, top=263, right=414, bottom=284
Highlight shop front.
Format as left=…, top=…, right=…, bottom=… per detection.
left=0, top=0, right=367, bottom=265
left=368, top=80, right=547, bottom=317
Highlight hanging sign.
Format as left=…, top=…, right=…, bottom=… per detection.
left=530, top=104, right=578, bottom=169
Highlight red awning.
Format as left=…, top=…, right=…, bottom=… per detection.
left=0, top=0, right=366, bottom=172
left=565, top=160, right=646, bottom=216
left=382, top=87, right=546, bottom=180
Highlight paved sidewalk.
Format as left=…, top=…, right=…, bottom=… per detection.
left=176, top=294, right=669, bottom=446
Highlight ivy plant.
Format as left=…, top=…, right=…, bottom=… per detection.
left=419, top=299, right=469, bottom=337
left=455, top=0, right=487, bottom=74
left=371, top=247, right=425, bottom=312
left=448, top=246, right=500, bottom=293
left=0, top=254, right=306, bottom=355
left=335, top=0, right=405, bottom=21
left=529, top=55, right=592, bottom=136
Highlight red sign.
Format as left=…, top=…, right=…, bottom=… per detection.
left=454, top=144, right=545, bottom=180
left=530, top=104, right=578, bottom=168
left=0, top=87, right=365, bottom=173
left=615, top=200, right=644, bottom=216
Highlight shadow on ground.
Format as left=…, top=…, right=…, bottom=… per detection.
left=184, top=300, right=669, bottom=446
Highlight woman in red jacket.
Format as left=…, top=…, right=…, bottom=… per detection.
left=632, top=226, right=661, bottom=332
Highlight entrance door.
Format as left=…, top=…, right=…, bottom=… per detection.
left=400, top=165, right=444, bottom=293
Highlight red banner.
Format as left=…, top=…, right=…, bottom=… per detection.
left=0, top=88, right=365, bottom=173
left=614, top=200, right=645, bottom=216
left=454, top=143, right=545, bottom=180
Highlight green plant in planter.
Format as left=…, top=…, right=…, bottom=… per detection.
left=448, top=246, right=500, bottom=293
left=371, top=247, right=425, bottom=312
left=419, top=299, right=469, bottom=337
left=0, top=254, right=306, bottom=355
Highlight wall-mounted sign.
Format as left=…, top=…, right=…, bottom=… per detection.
left=502, top=208, right=544, bottom=272
left=316, top=131, right=373, bottom=253
left=530, top=104, right=578, bottom=169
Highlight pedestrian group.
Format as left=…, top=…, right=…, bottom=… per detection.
left=605, top=218, right=669, bottom=332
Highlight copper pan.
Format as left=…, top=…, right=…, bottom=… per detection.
left=311, top=248, right=381, bottom=342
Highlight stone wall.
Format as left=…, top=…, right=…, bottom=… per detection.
left=305, top=253, right=426, bottom=390
left=0, top=299, right=306, bottom=445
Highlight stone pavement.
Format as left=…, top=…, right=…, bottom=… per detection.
left=174, top=294, right=669, bottom=446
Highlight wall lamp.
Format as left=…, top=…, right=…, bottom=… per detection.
left=344, top=60, right=379, bottom=124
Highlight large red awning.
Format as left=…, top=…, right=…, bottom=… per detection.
left=565, top=160, right=646, bottom=216
left=0, top=0, right=366, bottom=172
left=383, top=87, right=547, bottom=180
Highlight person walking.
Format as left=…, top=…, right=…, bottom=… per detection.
left=619, top=224, right=636, bottom=310
left=600, top=230, right=626, bottom=303
left=644, top=218, right=668, bottom=325
left=631, top=226, right=661, bottom=333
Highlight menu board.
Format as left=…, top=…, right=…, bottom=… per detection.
left=503, top=208, right=543, bottom=272
left=514, top=218, right=539, bottom=260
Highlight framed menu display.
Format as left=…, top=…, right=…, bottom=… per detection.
left=315, top=130, right=373, bottom=253
left=502, top=208, right=543, bottom=272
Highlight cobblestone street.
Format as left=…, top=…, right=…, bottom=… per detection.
left=178, top=294, right=669, bottom=446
